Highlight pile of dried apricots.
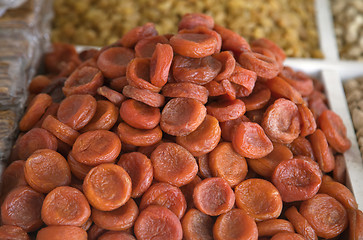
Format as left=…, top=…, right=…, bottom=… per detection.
left=0, top=13, right=362, bottom=240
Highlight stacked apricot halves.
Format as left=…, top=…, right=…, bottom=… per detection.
left=0, top=13, right=361, bottom=240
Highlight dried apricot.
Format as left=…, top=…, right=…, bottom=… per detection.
left=261, top=98, right=300, bottom=144
left=272, top=157, right=322, bottom=202
left=235, top=178, right=282, bottom=221
left=72, top=130, right=121, bottom=166
left=41, top=186, right=90, bottom=226
left=134, top=205, right=182, bottom=240
left=193, top=177, right=235, bottom=216
left=176, top=115, right=221, bottom=157
left=213, top=209, right=258, bottom=240
left=150, top=142, right=198, bottom=187
left=160, top=97, right=206, bottom=136
left=83, top=163, right=132, bottom=211
left=24, top=149, right=71, bottom=193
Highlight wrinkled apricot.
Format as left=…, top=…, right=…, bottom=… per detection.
left=126, top=58, right=161, bottom=92
left=97, top=86, right=125, bottom=107
left=24, top=149, right=71, bottom=193
left=15, top=128, right=57, bottom=160
left=135, top=35, right=169, bottom=58
left=300, top=194, right=348, bottom=239
left=309, top=129, right=335, bottom=173
left=41, top=115, right=80, bottom=146
left=92, top=198, right=138, bottom=231
left=318, top=110, right=351, bottom=153
left=150, top=43, right=173, bottom=87
left=0, top=225, right=29, bottom=240
left=57, top=94, right=97, bottom=130
left=178, top=13, right=214, bottom=30
left=235, top=178, right=282, bottom=221
left=170, top=33, right=218, bottom=58
left=213, top=209, right=258, bottom=240
left=206, top=98, right=246, bottom=122
left=279, top=66, right=313, bottom=96
left=161, top=82, right=209, bottom=104
left=238, top=51, right=279, bottom=79
left=117, top=122, right=162, bottom=147
left=319, top=175, right=358, bottom=210
left=272, top=157, right=322, bottom=202
left=120, top=99, right=160, bottom=130
left=120, top=22, right=158, bottom=48
left=122, top=85, right=165, bottom=107
left=182, top=208, right=214, bottom=240
left=284, top=206, right=318, bottom=240
left=172, top=55, right=222, bottom=85
left=96, top=47, right=135, bottom=79
left=36, top=226, right=87, bottom=240
left=209, top=142, right=247, bottom=187
left=19, top=93, right=53, bottom=132
left=140, top=182, right=186, bottom=219
left=176, top=115, right=221, bottom=157
left=63, top=66, right=104, bottom=96
left=117, top=152, right=153, bottom=198
left=72, top=130, right=121, bottom=166
left=257, top=219, right=294, bottom=237
left=41, top=186, right=90, bottom=226
left=247, top=143, right=293, bottom=178
left=1, top=186, right=44, bottom=232
left=151, top=142, right=198, bottom=187
left=232, top=121, right=273, bottom=159
left=160, top=97, right=206, bottom=136
left=213, top=51, right=236, bottom=81
left=266, top=76, right=304, bottom=104
left=261, top=98, right=301, bottom=144
left=83, top=163, right=132, bottom=211
left=193, top=177, right=235, bottom=216
left=134, top=205, right=182, bottom=240
left=81, top=100, right=118, bottom=132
